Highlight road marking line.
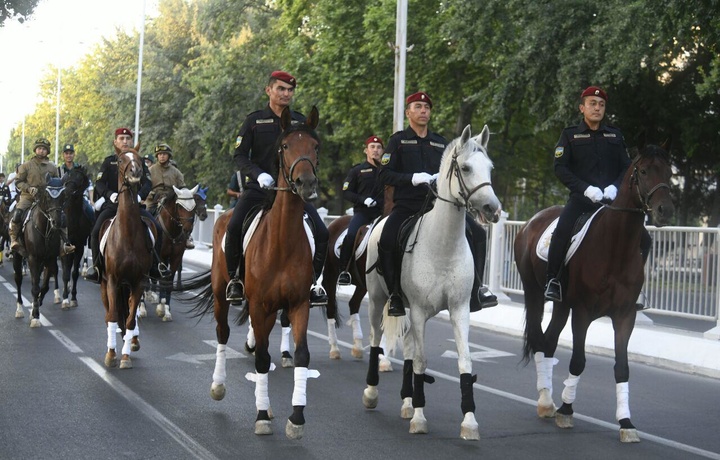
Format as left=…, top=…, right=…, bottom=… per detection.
left=48, top=330, right=83, bottom=353
left=79, top=357, right=220, bottom=460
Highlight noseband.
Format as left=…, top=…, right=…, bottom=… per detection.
left=432, top=145, right=492, bottom=215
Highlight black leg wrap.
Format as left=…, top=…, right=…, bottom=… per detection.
left=557, top=402, right=573, bottom=416
left=367, top=346, right=383, bottom=386
left=256, top=410, right=271, bottom=422
left=412, top=373, right=426, bottom=408
left=401, top=360, right=413, bottom=399
left=619, top=418, right=635, bottom=429
left=289, top=406, right=305, bottom=426
left=460, top=373, right=477, bottom=415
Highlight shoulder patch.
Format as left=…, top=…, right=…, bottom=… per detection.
left=554, top=147, right=564, bottom=158
left=342, top=181, right=349, bottom=190
left=381, top=153, right=391, bottom=165
left=235, top=135, right=242, bottom=148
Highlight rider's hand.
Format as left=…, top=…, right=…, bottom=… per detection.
left=28, top=187, right=38, bottom=196
left=583, top=186, right=603, bottom=203
left=411, top=172, right=433, bottom=186
left=257, top=173, right=275, bottom=189
left=603, top=185, right=618, bottom=201
left=429, top=173, right=439, bottom=184
left=110, top=192, right=118, bottom=203
left=363, top=197, right=377, bottom=207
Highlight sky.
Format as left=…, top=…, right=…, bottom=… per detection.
left=0, top=0, right=159, bottom=165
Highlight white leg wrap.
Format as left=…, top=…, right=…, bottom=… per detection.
left=534, top=352, right=558, bottom=392
left=327, top=318, right=337, bottom=344
left=213, top=344, right=227, bottom=385
left=254, top=372, right=270, bottom=411
left=561, top=373, right=581, bottom=404
left=281, top=326, right=292, bottom=353
left=121, top=329, right=133, bottom=355
left=107, top=322, right=117, bottom=349
left=246, top=318, right=256, bottom=348
left=616, top=382, right=631, bottom=421
left=292, top=367, right=309, bottom=407
left=350, top=313, right=363, bottom=340
left=132, top=321, right=139, bottom=338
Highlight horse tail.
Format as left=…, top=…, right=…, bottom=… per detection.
left=177, top=270, right=214, bottom=319
left=234, top=301, right=250, bottom=326
left=381, top=306, right=410, bottom=356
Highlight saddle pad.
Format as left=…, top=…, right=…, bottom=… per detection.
left=332, top=217, right=380, bottom=260
left=221, top=212, right=315, bottom=257
left=99, top=217, right=155, bottom=255
left=536, top=207, right=604, bottom=263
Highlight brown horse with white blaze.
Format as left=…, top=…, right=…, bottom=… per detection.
left=514, top=138, right=674, bottom=442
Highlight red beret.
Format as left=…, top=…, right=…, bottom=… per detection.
left=365, top=135, right=383, bottom=147
left=270, top=70, right=296, bottom=88
left=114, top=127, right=133, bottom=137
left=405, top=91, right=432, bottom=108
left=580, top=86, right=607, bottom=101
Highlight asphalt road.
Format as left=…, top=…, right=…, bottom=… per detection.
left=0, top=259, right=718, bottom=460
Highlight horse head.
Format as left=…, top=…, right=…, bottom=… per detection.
left=115, top=144, right=144, bottom=193
left=441, top=124, right=502, bottom=223
left=629, top=136, right=675, bottom=227
left=62, top=165, right=90, bottom=198
left=192, top=185, right=208, bottom=221
left=40, top=176, right=66, bottom=232
left=276, top=106, right=320, bottom=202
left=170, top=185, right=197, bottom=235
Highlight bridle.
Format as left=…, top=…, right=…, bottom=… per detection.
left=158, top=198, right=195, bottom=244
left=117, top=153, right=143, bottom=204
left=604, top=156, right=671, bottom=215
left=34, top=185, right=65, bottom=238
left=268, top=134, right=318, bottom=196
left=430, top=142, right=493, bottom=215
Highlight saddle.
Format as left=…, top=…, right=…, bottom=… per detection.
left=99, top=215, right=156, bottom=256
left=536, top=207, right=604, bottom=263
left=332, top=216, right=381, bottom=259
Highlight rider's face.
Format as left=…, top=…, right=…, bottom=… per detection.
left=114, top=134, right=134, bottom=152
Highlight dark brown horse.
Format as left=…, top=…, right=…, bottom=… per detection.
left=100, top=145, right=157, bottom=369
left=514, top=139, right=674, bottom=442
left=187, top=106, right=320, bottom=439
left=13, top=177, right=66, bottom=327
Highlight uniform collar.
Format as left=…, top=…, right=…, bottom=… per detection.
left=578, top=119, right=608, bottom=133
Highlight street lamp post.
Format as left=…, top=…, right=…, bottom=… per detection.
left=134, top=0, right=147, bottom=141
left=55, top=66, right=61, bottom=164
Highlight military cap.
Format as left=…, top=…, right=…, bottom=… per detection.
left=33, top=138, right=51, bottom=150
left=581, top=86, right=607, bottom=101
left=114, top=127, right=133, bottom=137
left=144, top=154, right=155, bottom=164
left=270, top=70, right=296, bottom=88
left=365, top=135, right=384, bottom=147
left=62, top=144, right=75, bottom=153
left=405, top=91, right=432, bottom=108
left=154, top=143, right=173, bottom=157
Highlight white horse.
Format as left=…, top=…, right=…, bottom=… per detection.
left=362, top=124, right=501, bottom=440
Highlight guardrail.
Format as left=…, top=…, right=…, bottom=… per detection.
left=191, top=206, right=720, bottom=340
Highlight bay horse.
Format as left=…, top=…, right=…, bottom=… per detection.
left=60, top=165, right=94, bottom=309
left=152, top=184, right=198, bottom=321
left=362, top=125, right=501, bottom=440
left=513, top=138, right=674, bottom=443
left=100, top=145, right=157, bottom=369
left=187, top=106, right=321, bottom=439
left=13, top=176, right=67, bottom=327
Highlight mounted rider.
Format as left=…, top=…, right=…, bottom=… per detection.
left=144, top=143, right=194, bottom=249
left=85, top=127, right=169, bottom=283
left=58, top=143, right=95, bottom=224
left=10, top=138, right=75, bottom=257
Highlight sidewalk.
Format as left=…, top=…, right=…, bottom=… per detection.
left=183, top=246, right=720, bottom=379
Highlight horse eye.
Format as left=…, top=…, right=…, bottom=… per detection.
left=282, top=143, right=289, bottom=150
left=461, top=165, right=471, bottom=173
left=640, top=169, right=647, bottom=175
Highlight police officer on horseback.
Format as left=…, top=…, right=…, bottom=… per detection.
left=378, top=92, right=497, bottom=317
left=337, top=135, right=385, bottom=286
left=224, top=70, right=329, bottom=306
left=85, top=128, right=169, bottom=283
left=10, top=138, right=75, bottom=257
left=544, top=86, right=651, bottom=310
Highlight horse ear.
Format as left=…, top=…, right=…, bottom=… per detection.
left=305, top=106, right=319, bottom=130
left=134, top=142, right=141, bottom=154
left=661, top=135, right=672, bottom=152
left=460, top=124, right=472, bottom=146
left=479, top=125, right=490, bottom=149
left=190, top=184, right=199, bottom=194
left=280, top=107, right=292, bottom=131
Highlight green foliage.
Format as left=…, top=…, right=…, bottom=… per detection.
left=1, top=0, right=40, bottom=26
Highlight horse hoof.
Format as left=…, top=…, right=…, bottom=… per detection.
left=400, top=397, right=413, bottom=419
left=620, top=428, right=640, bottom=443
left=156, top=304, right=165, bottom=318
left=537, top=388, right=556, bottom=418
left=162, top=312, right=173, bottom=322
left=409, top=415, right=428, bottom=434
left=254, top=420, right=273, bottom=436
left=244, top=342, right=256, bottom=355
left=30, top=318, right=42, bottom=328
left=210, top=383, right=226, bottom=401
left=555, top=412, right=573, bottom=428
left=61, top=300, right=71, bottom=311
left=351, top=345, right=363, bottom=360
left=379, top=356, right=393, bottom=372
left=54, top=289, right=61, bottom=304
left=362, top=386, right=378, bottom=409
left=329, top=345, right=341, bottom=360
left=15, top=306, right=24, bottom=318
left=131, top=338, right=140, bottom=352
left=70, top=300, right=78, bottom=308
left=285, top=419, right=304, bottom=440
left=139, top=303, right=147, bottom=318
left=104, top=352, right=118, bottom=368
left=120, top=356, right=133, bottom=369
left=460, top=413, right=480, bottom=440
left=281, top=352, right=294, bottom=368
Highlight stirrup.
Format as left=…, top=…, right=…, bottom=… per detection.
left=157, top=262, right=171, bottom=279
left=185, top=237, right=195, bottom=249
left=310, top=284, right=328, bottom=307
left=635, top=291, right=649, bottom=311
left=338, top=271, right=352, bottom=286
left=476, top=286, right=498, bottom=310
left=544, top=278, right=562, bottom=302
left=60, top=243, right=76, bottom=256
left=226, top=278, right=245, bottom=302
left=387, top=293, right=406, bottom=317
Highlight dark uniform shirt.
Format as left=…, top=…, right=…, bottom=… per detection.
left=233, top=105, right=305, bottom=192
left=379, top=126, right=446, bottom=205
left=554, top=120, right=630, bottom=198
left=342, top=160, right=384, bottom=213
left=94, top=153, right=152, bottom=208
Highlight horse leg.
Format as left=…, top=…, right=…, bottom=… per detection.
left=103, top=279, right=118, bottom=367
left=70, top=253, right=81, bottom=307
left=448, top=307, right=480, bottom=440
left=61, top=255, right=71, bottom=310
left=535, top=302, right=570, bottom=418
left=29, top=261, right=43, bottom=328
left=130, top=308, right=141, bottom=352
left=161, top=279, right=172, bottom=322
left=326, top=317, right=341, bottom=360
left=408, top=317, right=431, bottom=435
left=245, top=316, right=256, bottom=353
left=286, top=304, right=311, bottom=440
left=250, top=313, right=275, bottom=436
left=280, top=309, right=293, bottom=368
left=211, top=297, right=231, bottom=401
left=379, top=334, right=393, bottom=372
left=156, top=276, right=169, bottom=319
left=400, top=333, right=414, bottom=419
left=53, top=270, right=61, bottom=304
left=363, top=281, right=388, bottom=408
left=120, top=285, right=144, bottom=369
left=349, top=288, right=366, bottom=359
left=555, top=310, right=590, bottom=429
left=13, top=256, right=24, bottom=318
left=612, top=311, right=640, bottom=443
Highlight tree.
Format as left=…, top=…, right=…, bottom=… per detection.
left=1, top=0, right=40, bottom=26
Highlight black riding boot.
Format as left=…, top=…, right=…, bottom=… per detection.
left=224, top=231, right=245, bottom=303
left=310, top=240, right=329, bottom=307
left=85, top=238, right=102, bottom=284
left=466, top=224, right=497, bottom=312
left=379, top=246, right=404, bottom=317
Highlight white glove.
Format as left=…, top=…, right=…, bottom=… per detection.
left=137, top=195, right=142, bottom=202
left=28, top=187, right=38, bottom=196
left=94, top=197, right=105, bottom=211
left=363, top=197, right=377, bottom=207
left=429, top=173, right=439, bottom=183
left=110, top=192, right=118, bottom=203
left=411, top=172, right=433, bottom=186
left=603, top=185, right=617, bottom=201
left=583, top=186, right=603, bottom=203
left=257, top=173, right=275, bottom=189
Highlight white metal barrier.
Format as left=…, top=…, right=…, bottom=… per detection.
left=192, top=206, right=720, bottom=339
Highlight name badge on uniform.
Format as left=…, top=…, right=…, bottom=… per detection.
left=603, top=133, right=617, bottom=138
left=342, top=181, right=349, bottom=190
left=235, top=135, right=242, bottom=148
left=430, top=141, right=445, bottom=149
left=360, top=168, right=372, bottom=173
left=96, top=172, right=104, bottom=180
left=381, top=153, right=391, bottom=165
left=573, top=134, right=590, bottom=139
left=256, top=119, right=274, bottom=124
left=400, top=140, right=417, bottom=145
left=555, top=147, right=564, bottom=158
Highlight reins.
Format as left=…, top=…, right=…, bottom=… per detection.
left=428, top=144, right=492, bottom=215
left=603, top=159, right=671, bottom=215
left=267, top=134, right=318, bottom=196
